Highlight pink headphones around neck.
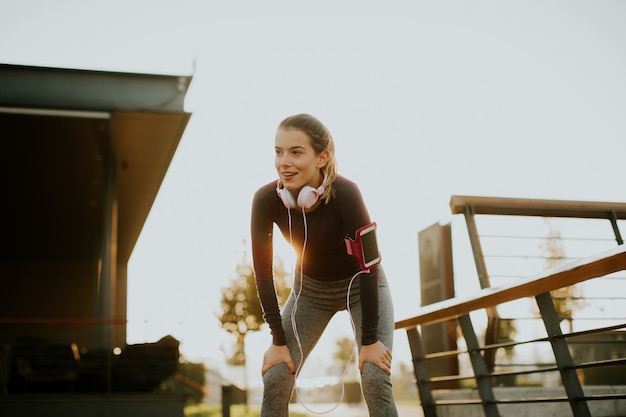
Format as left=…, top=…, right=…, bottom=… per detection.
left=276, top=175, right=326, bottom=209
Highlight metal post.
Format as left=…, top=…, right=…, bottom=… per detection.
left=458, top=314, right=500, bottom=417
left=222, top=385, right=246, bottom=417
left=609, top=211, right=624, bottom=245
left=222, top=387, right=231, bottom=417
left=463, top=205, right=491, bottom=289
left=535, top=292, right=591, bottom=417
left=463, top=205, right=499, bottom=373
left=407, top=327, right=438, bottom=417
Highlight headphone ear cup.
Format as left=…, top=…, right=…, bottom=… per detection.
left=276, top=178, right=325, bottom=209
left=277, top=188, right=297, bottom=208
left=297, top=186, right=319, bottom=209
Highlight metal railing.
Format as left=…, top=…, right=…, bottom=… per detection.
left=395, top=196, right=626, bottom=417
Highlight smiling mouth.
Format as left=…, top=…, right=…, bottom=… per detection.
left=282, top=172, right=296, bottom=181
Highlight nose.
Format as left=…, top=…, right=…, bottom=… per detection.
left=278, top=153, right=292, bottom=166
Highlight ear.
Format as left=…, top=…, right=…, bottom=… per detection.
left=316, top=150, right=330, bottom=168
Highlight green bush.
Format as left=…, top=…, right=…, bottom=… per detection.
left=184, top=404, right=308, bottom=417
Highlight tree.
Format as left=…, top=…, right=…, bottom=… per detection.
left=333, top=336, right=356, bottom=369
left=332, top=336, right=361, bottom=402
left=333, top=336, right=358, bottom=382
left=539, top=222, right=584, bottom=332
left=496, top=318, right=518, bottom=359
left=217, top=251, right=291, bottom=377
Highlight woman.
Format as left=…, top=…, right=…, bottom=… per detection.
left=251, top=113, right=398, bottom=416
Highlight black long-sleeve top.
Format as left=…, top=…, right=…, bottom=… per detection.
left=250, top=175, right=379, bottom=346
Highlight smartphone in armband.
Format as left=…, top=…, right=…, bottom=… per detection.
left=345, top=222, right=381, bottom=272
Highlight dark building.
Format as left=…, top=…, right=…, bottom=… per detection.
left=0, top=63, right=192, bottom=416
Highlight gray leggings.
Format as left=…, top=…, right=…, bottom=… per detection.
left=261, top=269, right=398, bottom=417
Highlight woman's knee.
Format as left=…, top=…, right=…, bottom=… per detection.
left=360, top=362, right=392, bottom=396
left=263, top=363, right=295, bottom=392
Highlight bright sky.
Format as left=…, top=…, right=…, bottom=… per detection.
left=2, top=0, right=626, bottom=387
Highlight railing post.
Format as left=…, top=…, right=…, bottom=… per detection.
left=535, top=292, right=591, bottom=417
left=222, top=384, right=247, bottom=417
left=609, top=210, right=624, bottom=245
left=406, top=327, right=438, bottom=417
left=463, top=205, right=491, bottom=289
left=458, top=314, right=500, bottom=417
left=463, top=205, right=499, bottom=373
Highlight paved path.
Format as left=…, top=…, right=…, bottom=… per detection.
left=290, top=402, right=424, bottom=416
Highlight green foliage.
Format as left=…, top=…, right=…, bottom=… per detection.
left=333, top=337, right=356, bottom=367
left=391, top=362, right=419, bottom=401
left=217, top=252, right=291, bottom=366
left=496, top=318, right=517, bottom=358
left=219, top=261, right=263, bottom=339
left=539, top=222, right=585, bottom=328
left=159, top=361, right=207, bottom=405
left=583, top=365, right=626, bottom=385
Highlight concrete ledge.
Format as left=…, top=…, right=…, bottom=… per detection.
left=433, top=386, right=626, bottom=417
left=0, top=394, right=186, bottom=417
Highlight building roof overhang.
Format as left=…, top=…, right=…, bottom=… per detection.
left=0, top=64, right=192, bottom=263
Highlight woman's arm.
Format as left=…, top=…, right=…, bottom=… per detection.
left=336, top=181, right=380, bottom=346
left=251, top=187, right=287, bottom=345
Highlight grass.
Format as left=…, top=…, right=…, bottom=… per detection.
left=184, top=404, right=308, bottom=417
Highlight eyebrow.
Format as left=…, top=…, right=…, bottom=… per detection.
left=275, top=145, right=307, bottom=151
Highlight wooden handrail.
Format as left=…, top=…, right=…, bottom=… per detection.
left=395, top=245, right=626, bottom=330
left=449, top=195, right=626, bottom=219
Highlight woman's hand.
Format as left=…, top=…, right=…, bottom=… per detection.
left=359, top=341, right=392, bottom=375
left=262, top=344, right=295, bottom=376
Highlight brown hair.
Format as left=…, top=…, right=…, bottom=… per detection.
left=279, top=113, right=338, bottom=203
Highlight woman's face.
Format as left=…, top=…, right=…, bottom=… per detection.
left=275, top=127, right=328, bottom=192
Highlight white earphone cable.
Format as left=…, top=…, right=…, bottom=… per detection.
left=288, top=205, right=366, bottom=415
